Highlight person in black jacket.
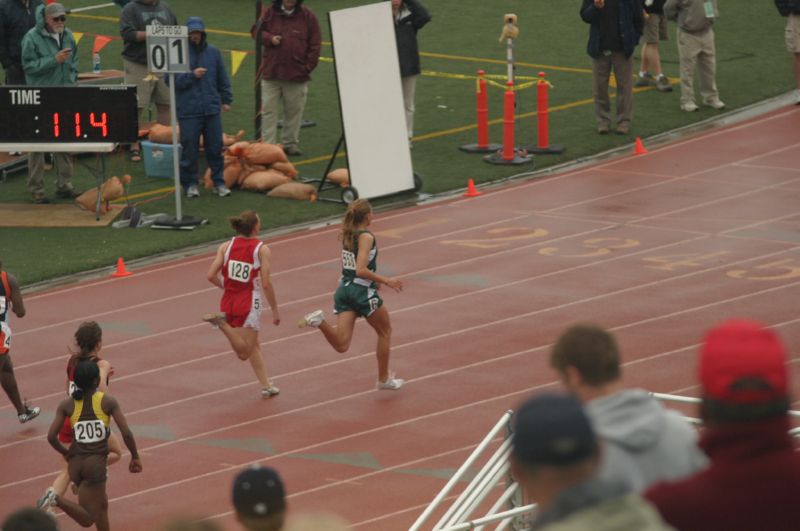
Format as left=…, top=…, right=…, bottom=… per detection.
left=580, top=0, right=644, bottom=135
left=0, top=0, right=43, bottom=84
left=775, top=0, right=800, bottom=104
left=390, top=0, right=431, bottom=144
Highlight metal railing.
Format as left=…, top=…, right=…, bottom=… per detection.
left=412, top=393, right=800, bottom=530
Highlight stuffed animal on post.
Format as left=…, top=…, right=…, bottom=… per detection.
left=498, top=13, right=519, bottom=43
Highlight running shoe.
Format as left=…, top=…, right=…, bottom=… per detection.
left=376, top=374, right=404, bottom=391
left=36, top=487, right=56, bottom=509
left=202, top=312, right=226, bottom=329
left=261, top=383, right=280, bottom=397
left=18, top=405, right=40, bottom=424
left=298, top=310, right=324, bottom=328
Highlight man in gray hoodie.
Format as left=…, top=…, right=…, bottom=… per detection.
left=549, top=324, right=708, bottom=492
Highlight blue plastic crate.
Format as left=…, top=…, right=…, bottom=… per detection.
left=142, top=140, right=181, bottom=179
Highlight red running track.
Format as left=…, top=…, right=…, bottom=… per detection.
left=1, top=106, right=799, bottom=530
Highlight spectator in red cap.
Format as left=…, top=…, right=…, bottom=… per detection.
left=232, top=465, right=286, bottom=531
left=645, top=319, right=800, bottom=531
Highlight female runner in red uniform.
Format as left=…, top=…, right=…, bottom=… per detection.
left=204, top=210, right=281, bottom=397
left=39, top=359, right=142, bottom=531
left=38, top=322, right=122, bottom=508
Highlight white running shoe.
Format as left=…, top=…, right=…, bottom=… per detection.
left=261, top=383, right=280, bottom=397
left=18, top=405, right=40, bottom=424
left=186, top=185, right=200, bottom=198
left=298, top=309, right=324, bottom=328
left=36, top=487, right=57, bottom=509
left=376, top=374, right=404, bottom=391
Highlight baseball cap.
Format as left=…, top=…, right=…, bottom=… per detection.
left=45, top=3, right=67, bottom=17
left=186, top=16, right=205, bottom=33
left=232, top=466, right=286, bottom=518
left=512, top=393, right=597, bottom=467
left=699, top=319, right=788, bottom=405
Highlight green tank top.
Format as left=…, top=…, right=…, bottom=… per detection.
left=341, top=230, right=378, bottom=286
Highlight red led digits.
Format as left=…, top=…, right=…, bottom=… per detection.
left=90, top=112, right=108, bottom=137
left=53, top=112, right=60, bottom=138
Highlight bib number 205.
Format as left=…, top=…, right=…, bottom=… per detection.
left=74, top=420, right=107, bottom=443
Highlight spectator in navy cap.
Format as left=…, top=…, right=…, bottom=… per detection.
left=510, top=393, right=672, bottom=530
left=232, top=465, right=287, bottom=531
left=645, top=319, right=800, bottom=531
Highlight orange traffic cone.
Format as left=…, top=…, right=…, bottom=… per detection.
left=111, top=257, right=133, bottom=278
left=634, top=137, right=648, bottom=155
left=463, top=178, right=482, bottom=198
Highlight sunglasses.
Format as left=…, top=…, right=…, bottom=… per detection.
left=51, top=15, right=67, bottom=22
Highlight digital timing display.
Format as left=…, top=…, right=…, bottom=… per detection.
left=0, top=86, right=138, bottom=144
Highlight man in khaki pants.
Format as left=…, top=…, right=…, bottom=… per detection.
left=664, top=0, right=724, bottom=112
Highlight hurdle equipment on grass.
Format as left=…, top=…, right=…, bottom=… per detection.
left=111, top=257, right=133, bottom=278
left=634, top=137, right=648, bottom=155
left=524, top=72, right=565, bottom=155
left=459, top=71, right=502, bottom=153
left=484, top=81, right=533, bottom=166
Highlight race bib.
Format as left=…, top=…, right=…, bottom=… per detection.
left=342, top=250, right=357, bottom=270
left=73, top=419, right=108, bottom=443
left=1, top=321, right=10, bottom=350
left=227, top=260, right=253, bottom=283
left=0, top=296, right=6, bottom=314
left=703, top=0, right=715, bottom=18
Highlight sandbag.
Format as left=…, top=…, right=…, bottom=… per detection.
left=75, top=174, right=131, bottom=213
left=243, top=142, right=288, bottom=165
left=227, top=141, right=251, bottom=157
left=270, top=161, right=298, bottom=179
left=223, top=129, right=246, bottom=146
left=148, top=123, right=175, bottom=144
left=267, top=181, right=317, bottom=202
left=326, top=168, right=350, bottom=188
left=223, top=158, right=244, bottom=188
left=241, top=170, right=291, bottom=192
left=202, top=168, right=214, bottom=190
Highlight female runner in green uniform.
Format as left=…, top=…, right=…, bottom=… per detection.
left=299, top=199, right=404, bottom=390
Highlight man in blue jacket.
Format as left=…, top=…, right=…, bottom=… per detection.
left=175, top=16, right=233, bottom=198
left=581, top=0, right=643, bottom=135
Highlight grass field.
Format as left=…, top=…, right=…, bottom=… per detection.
left=0, top=0, right=794, bottom=286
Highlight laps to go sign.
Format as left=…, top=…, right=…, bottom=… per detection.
left=146, top=24, right=190, bottom=74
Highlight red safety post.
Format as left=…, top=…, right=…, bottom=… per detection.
left=525, top=72, right=565, bottom=155
left=484, top=81, right=532, bottom=166
left=537, top=72, right=549, bottom=149
left=501, top=81, right=516, bottom=160
left=459, top=70, right=501, bottom=153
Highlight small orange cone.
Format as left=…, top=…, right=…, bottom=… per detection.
left=111, top=257, right=133, bottom=278
left=634, top=137, right=648, bottom=155
left=463, top=178, right=482, bottom=198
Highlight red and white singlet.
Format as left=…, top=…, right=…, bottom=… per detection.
left=220, top=236, right=264, bottom=328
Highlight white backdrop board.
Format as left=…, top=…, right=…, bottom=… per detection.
left=329, top=3, right=414, bottom=199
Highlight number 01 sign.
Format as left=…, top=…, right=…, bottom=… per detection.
left=146, top=25, right=190, bottom=74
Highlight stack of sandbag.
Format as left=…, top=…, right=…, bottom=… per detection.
left=204, top=140, right=315, bottom=201
left=75, top=174, right=132, bottom=214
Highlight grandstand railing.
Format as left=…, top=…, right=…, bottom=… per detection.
left=411, top=393, right=800, bottom=531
